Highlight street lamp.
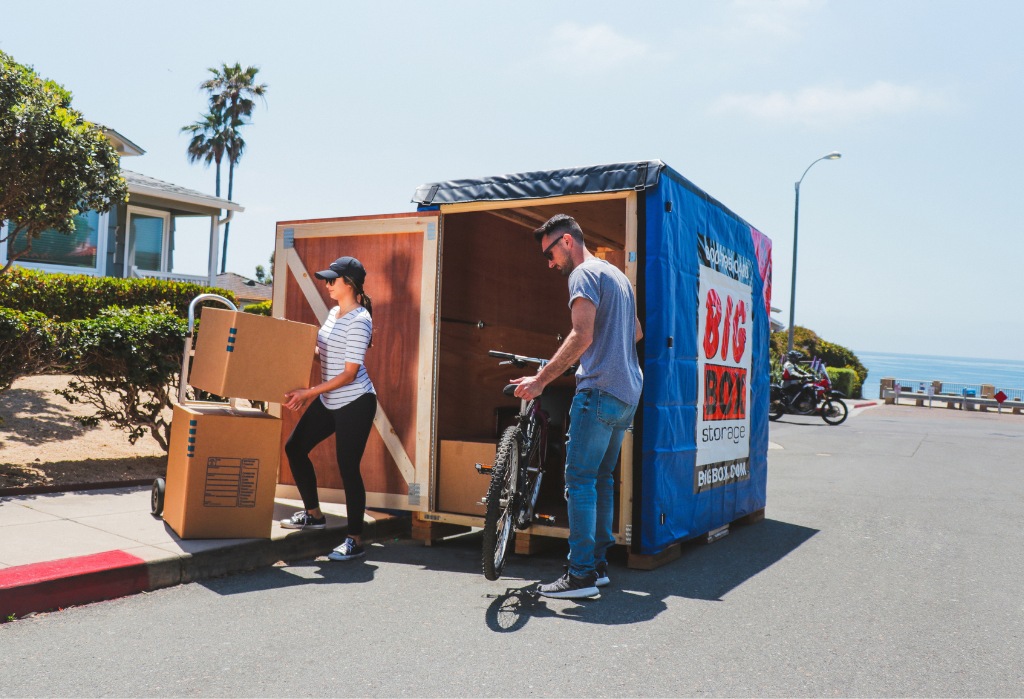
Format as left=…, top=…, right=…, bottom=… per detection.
left=787, top=151, right=841, bottom=352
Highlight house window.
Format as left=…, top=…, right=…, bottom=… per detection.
left=126, top=206, right=170, bottom=274
left=5, top=211, right=101, bottom=269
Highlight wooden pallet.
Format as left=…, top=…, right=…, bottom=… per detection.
left=626, top=507, right=766, bottom=570
left=514, top=530, right=565, bottom=556
left=410, top=515, right=471, bottom=547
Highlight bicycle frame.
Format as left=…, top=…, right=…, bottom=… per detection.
left=514, top=392, right=549, bottom=528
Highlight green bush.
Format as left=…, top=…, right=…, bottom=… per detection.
left=55, top=304, right=186, bottom=449
left=0, top=307, right=61, bottom=391
left=826, top=367, right=859, bottom=398
left=243, top=300, right=272, bottom=316
left=769, top=354, right=782, bottom=384
left=0, top=267, right=237, bottom=320
left=0, top=268, right=235, bottom=448
left=770, top=326, right=867, bottom=398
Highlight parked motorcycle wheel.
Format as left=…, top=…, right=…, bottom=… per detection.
left=821, top=398, right=849, bottom=426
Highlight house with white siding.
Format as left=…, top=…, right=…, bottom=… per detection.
left=0, top=128, right=243, bottom=286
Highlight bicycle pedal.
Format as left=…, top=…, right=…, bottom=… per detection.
left=474, top=462, right=493, bottom=475
left=534, top=514, right=557, bottom=526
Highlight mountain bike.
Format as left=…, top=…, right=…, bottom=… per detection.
left=479, top=350, right=573, bottom=581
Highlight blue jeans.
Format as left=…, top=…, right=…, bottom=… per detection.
left=564, top=389, right=637, bottom=578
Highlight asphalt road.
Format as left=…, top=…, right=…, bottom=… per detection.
left=2, top=404, right=1022, bottom=697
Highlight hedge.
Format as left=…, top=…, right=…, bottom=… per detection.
left=0, top=267, right=237, bottom=320
left=770, top=326, right=867, bottom=398
left=0, top=306, right=60, bottom=391
left=0, top=267, right=264, bottom=447
left=826, top=367, right=860, bottom=399
left=55, top=304, right=186, bottom=449
left=243, top=300, right=272, bottom=316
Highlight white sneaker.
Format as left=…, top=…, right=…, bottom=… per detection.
left=328, top=537, right=365, bottom=561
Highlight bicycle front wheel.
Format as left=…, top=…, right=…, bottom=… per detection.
left=482, top=426, right=521, bottom=581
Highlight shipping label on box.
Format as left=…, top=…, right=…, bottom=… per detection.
left=203, top=457, right=262, bottom=508
left=163, top=403, right=282, bottom=539
left=189, top=307, right=318, bottom=404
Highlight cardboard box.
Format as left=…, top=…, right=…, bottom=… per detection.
left=189, top=308, right=318, bottom=404
left=163, top=403, right=283, bottom=539
left=437, top=440, right=496, bottom=516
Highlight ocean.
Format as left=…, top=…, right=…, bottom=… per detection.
left=856, top=350, right=1024, bottom=400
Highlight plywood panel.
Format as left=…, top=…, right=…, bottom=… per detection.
left=278, top=228, right=426, bottom=497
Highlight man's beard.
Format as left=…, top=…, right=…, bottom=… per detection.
left=559, top=258, right=576, bottom=277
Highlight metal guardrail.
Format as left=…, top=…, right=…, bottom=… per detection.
left=885, top=379, right=1024, bottom=402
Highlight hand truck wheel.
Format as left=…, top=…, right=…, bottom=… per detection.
left=151, top=477, right=166, bottom=517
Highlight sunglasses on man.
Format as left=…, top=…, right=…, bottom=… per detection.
left=543, top=234, right=567, bottom=261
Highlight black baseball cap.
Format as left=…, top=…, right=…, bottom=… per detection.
left=315, top=256, right=366, bottom=285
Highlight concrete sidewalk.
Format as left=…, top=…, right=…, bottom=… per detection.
left=0, top=487, right=409, bottom=619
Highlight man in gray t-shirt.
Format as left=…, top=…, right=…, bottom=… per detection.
left=511, top=214, right=643, bottom=600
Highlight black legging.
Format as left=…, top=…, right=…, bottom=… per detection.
left=284, top=392, right=377, bottom=535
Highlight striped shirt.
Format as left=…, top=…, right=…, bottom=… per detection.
left=317, top=305, right=375, bottom=409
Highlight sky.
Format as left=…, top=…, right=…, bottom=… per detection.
left=4, top=0, right=1023, bottom=360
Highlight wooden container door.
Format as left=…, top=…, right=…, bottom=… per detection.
left=272, top=213, right=440, bottom=511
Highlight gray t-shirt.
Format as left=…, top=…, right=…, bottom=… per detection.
left=567, top=257, right=643, bottom=405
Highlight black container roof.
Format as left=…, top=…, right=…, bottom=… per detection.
left=412, top=160, right=665, bottom=207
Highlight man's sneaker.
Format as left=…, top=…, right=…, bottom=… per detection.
left=538, top=571, right=599, bottom=599
left=328, top=537, right=365, bottom=561
left=595, top=561, right=610, bottom=588
left=280, top=511, right=327, bottom=530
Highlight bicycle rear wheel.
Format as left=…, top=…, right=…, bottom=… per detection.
left=482, top=426, right=521, bottom=581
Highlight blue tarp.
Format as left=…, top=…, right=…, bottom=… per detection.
left=637, top=166, right=769, bottom=554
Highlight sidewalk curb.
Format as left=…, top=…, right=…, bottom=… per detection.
left=0, top=479, right=156, bottom=499
left=1, top=512, right=410, bottom=619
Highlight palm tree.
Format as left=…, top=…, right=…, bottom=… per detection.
left=200, top=64, right=268, bottom=274
left=180, top=107, right=227, bottom=198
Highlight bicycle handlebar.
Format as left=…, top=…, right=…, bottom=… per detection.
left=489, top=349, right=577, bottom=380
left=488, top=350, right=546, bottom=368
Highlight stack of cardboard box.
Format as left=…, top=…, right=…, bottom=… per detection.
left=163, top=308, right=318, bottom=539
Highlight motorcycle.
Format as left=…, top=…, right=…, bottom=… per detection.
left=769, top=365, right=849, bottom=425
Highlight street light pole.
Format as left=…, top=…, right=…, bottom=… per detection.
left=787, top=151, right=842, bottom=352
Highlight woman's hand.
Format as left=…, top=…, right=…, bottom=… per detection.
left=283, top=387, right=315, bottom=412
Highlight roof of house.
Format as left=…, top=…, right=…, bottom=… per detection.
left=124, top=170, right=245, bottom=214
left=100, top=128, right=146, bottom=157
left=215, top=272, right=272, bottom=304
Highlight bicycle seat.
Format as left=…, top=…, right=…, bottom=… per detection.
left=503, top=384, right=517, bottom=397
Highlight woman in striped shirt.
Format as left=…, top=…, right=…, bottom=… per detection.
left=279, top=256, right=377, bottom=562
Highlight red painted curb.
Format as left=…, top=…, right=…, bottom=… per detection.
left=854, top=401, right=878, bottom=409
left=0, top=550, right=149, bottom=618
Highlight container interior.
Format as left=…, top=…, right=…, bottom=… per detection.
left=433, top=197, right=631, bottom=525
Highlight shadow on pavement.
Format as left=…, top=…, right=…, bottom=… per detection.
left=481, top=518, right=819, bottom=631
left=190, top=517, right=817, bottom=629
left=199, top=559, right=379, bottom=595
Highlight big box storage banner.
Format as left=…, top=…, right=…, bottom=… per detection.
left=695, top=233, right=753, bottom=492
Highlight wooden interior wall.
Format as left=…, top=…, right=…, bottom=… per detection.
left=435, top=202, right=627, bottom=442
left=279, top=231, right=423, bottom=496
left=436, top=211, right=572, bottom=441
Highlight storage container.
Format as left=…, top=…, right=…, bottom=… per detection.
left=271, top=160, right=771, bottom=565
